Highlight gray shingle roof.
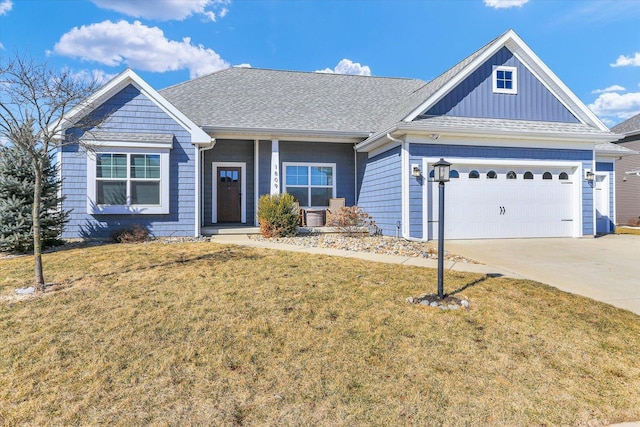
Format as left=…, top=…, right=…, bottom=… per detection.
left=160, top=68, right=426, bottom=134
left=612, top=113, right=640, bottom=135
left=85, top=132, right=175, bottom=144
left=402, top=116, right=615, bottom=136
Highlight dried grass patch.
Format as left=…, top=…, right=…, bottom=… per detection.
left=1, top=242, right=639, bottom=426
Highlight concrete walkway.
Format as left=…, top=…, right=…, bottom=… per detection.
left=445, top=235, right=640, bottom=315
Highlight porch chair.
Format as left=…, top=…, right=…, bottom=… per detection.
left=325, top=197, right=346, bottom=225
left=293, top=201, right=305, bottom=227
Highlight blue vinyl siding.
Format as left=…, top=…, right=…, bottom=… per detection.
left=425, top=47, right=579, bottom=123
left=409, top=144, right=593, bottom=236
left=596, top=161, right=615, bottom=233
left=258, top=140, right=272, bottom=198
left=203, top=140, right=255, bottom=226
left=279, top=141, right=356, bottom=206
left=61, top=84, right=196, bottom=239
left=358, top=146, right=402, bottom=236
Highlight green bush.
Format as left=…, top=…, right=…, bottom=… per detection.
left=257, top=193, right=299, bottom=238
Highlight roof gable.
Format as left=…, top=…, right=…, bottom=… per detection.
left=60, top=69, right=210, bottom=145
left=403, top=29, right=609, bottom=131
left=423, top=46, right=579, bottom=123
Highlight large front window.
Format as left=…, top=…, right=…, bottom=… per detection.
left=284, top=163, right=336, bottom=207
left=96, top=153, right=161, bottom=205
left=88, top=149, right=169, bottom=215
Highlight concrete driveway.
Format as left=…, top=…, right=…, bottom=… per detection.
left=445, top=234, right=640, bottom=315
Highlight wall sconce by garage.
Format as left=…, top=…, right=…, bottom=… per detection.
left=585, top=169, right=595, bottom=182
left=411, top=164, right=421, bottom=177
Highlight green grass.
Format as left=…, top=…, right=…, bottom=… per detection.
left=1, top=241, right=640, bottom=426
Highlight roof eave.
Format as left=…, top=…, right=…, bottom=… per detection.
left=201, top=126, right=369, bottom=143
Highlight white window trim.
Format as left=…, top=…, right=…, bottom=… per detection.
left=493, top=65, right=518, bottom=95
left=87, top=147, right=170, bottom=215
left=282, top=162, right=337, bottom=208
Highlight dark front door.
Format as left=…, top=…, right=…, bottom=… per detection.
left=217, top=167, right=241, bottom=222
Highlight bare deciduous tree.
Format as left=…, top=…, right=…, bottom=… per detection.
left=0, top=53, right=102, bottom=290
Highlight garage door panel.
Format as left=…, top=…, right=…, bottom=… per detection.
left=428, top=164, right=576, bottom=239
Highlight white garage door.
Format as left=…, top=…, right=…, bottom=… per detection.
left=428, top=164, right=577, bottom=239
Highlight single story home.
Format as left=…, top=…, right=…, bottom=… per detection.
left=611, top=114, right=640, bottom=226
left=58, top=29, right=632, bottom=241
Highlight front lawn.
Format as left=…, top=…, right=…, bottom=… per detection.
left=1, top=242, right=639, bottom=426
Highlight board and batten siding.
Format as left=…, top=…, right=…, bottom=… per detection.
left=61, top=84, right=196, bottom=239
left=409, top=144, right=594, bottom=237
left=425, top=47, right=579, bottom=123
left=358, top=146, right=402, bottom=237
left=614, top=139, right=640, bottom=225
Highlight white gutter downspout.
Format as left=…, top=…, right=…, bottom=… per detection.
left=386, top=133, right=429, bottom=243
left=195, top=138, right=216, bottom=236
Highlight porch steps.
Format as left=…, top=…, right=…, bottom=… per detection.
left=202, top=226, right=261, bottom=235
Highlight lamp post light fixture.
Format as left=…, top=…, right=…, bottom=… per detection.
left=433, top=158, right=451, bottom=299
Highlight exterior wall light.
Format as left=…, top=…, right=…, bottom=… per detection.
left=585, top=169, right=595, bottom=182
left=412, top=164, right=421, bottom=177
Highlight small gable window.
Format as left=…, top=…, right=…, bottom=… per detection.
left=493, top=66, right=517, bottom=95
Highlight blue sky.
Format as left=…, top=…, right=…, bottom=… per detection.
left=2, top=0, right=640, bottom=126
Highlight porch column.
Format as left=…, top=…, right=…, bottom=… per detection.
left=270, top=139, right=280, bottom=195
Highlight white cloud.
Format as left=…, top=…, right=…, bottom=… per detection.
left=0, top=0, right=12, bottom=15
left=316, top=59, right=371, bottom=76
left=52, top=20, right=229, bottom=79
left=611, top=52, right=640, bottom=67
left=484, top=0, right=529, bottom=9
left=588, top=91, right=640, bottom=121
left=592, top=85, right=626, bottom=94
left=91, top=0, right=230, bottom=22
left=69, top=69, right=117, bottom=86
left=233, top=63, right=252, bottom=68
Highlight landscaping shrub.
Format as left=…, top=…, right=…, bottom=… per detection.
left=111, top=224, right=150, bottom=243
left=326, top=205, right=378, bottom=237
left=257, top=193, right=299, bottom=238
left=0, top=144, right=69, bottom=253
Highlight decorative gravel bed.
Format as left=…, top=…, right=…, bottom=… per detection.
left=250, top=233, right=479, bottom=264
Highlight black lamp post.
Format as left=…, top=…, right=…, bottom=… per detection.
left=433, top=158, right=451, bottom=299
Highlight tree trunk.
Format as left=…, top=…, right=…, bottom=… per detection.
left=33, top=162, right=45, bottom=291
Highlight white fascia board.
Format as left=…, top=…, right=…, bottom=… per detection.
left=406, top=134, right=596, bottom=152
left=58, top=69, right=210, bottom=145
left=202, top=126, right=368, bottom=143
left=399, top=124, right=619, bottom=143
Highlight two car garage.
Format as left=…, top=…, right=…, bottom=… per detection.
left=426, top=160, right=581, bottom=240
